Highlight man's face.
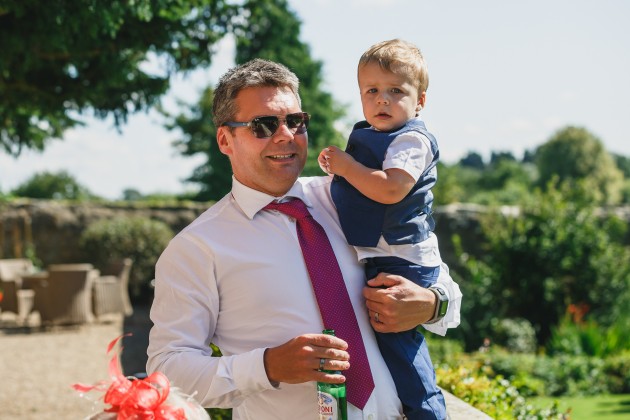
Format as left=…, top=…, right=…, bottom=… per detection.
left=217, top=86, right=308, bottom=197
left=358, top=62, right=424, bottom=132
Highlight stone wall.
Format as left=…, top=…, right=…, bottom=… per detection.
left=0, top=200, right=207, bottom=266
left=1, top=200, right=487, bottom=268
left=5, top=199, right=628, bottom=269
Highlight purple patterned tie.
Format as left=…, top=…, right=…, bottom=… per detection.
left=264, top=199, right=375, bottom=409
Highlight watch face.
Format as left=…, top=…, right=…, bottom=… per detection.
left=438, top=300, right=448, bottom=317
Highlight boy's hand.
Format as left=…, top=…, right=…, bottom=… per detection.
left=318, top=148, right=333, bottom=174
left=320, top=146, right=355, bottom=177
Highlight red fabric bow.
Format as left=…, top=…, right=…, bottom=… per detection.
left=73, top=335, right=186, bottom=420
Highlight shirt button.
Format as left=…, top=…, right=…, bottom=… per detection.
left=367, top=414, right=375, bottom=420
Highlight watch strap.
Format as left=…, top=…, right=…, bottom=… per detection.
left=426, top=286, right=448, bottom=324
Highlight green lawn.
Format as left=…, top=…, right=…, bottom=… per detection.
left=530, top=394, right=630, bottom=420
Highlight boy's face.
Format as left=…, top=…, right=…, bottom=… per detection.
left=358, top=62, right=425, bottom=132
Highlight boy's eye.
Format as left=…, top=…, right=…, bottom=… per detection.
left=391, top=88, right=402, bottom=94
left=367, top=88, right=377, bottom=94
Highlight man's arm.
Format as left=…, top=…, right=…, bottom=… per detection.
left=147, top=236, right=275, bottom=407
left=362, top=261, right=462, bottom=335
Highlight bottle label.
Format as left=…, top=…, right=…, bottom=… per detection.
left=317, top=390, right=338, bottom=420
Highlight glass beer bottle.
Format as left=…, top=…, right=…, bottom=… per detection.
left=317, top=329, right=348, bottom=420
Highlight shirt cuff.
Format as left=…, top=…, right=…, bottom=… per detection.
left=420, top=264, right=463, bottom=336
left=231, top=347, right=279, bottom=392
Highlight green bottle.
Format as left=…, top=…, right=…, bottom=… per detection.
left=317, top=329, right=348, bottom=420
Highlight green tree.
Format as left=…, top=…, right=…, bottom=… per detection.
left=478, top=159, right=533, bottom=191
left=169, top=0, right=345, bottom=201
left=459, top=151, right=485, bottom=170
left=12, top=170, right=93, bottom=200
left=0, top=0, right=234, bottom=155
left=535, top=126, right=624, bottom=205
left=166, top=86, right=232, bottom=201
left=489, top=151, right=516, bottom=165
left=233, top=0, right=346, bottom=157
left=612, top=153, right=630, bottom=204
left=612, top=153, right=630, bottom=177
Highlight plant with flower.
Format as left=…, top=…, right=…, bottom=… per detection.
left=72, top=335, right=209, bottom=420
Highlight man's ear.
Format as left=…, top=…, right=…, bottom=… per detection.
left=216, top=126, right=232, bottom=156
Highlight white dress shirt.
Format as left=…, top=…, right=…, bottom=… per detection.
left=147, top=175, right=460, bottom=419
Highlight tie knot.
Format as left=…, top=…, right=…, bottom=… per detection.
left=264, top=199, right=311, bottom=220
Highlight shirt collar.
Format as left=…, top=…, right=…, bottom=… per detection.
left=230, top=176, right=313, bottom=220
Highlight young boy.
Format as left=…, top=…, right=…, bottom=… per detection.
left=318, top=39, right=447, bottom=419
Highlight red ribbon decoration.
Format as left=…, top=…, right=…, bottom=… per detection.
left=72, top=335, right=186, bottom=420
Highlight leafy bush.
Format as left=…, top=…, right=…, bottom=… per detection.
left=468, top=347, right=615, bottom=398
left=425, top=336, right=465, bottom=365
left=457, top=181, right=630, bottom=348
left=80, top=216, right=174, bottom=300
left=548, top=305, right=630, bottom=358
left=603, top=351, right=630, bottom=393
left=491, top=318, right=537, bottom=353
left=539, top=355, right=608, bottom=396
left=436, top=363, right=569, bottom=419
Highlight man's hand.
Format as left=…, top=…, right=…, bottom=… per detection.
left=363, top=272, right=437, bottom=333
left=263, top=333, right=350, bottom=385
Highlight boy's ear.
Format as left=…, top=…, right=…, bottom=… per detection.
left=416, top=91, right=427, bottom=112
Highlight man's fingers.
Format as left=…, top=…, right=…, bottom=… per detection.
left=314, top=370, right=347, bottom=384
left=316, top=356, right=350, bottom=372
left=366, top=271, right=405, bottom=288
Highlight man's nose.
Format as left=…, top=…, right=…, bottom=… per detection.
left=272, top=121, right=295, bottom=141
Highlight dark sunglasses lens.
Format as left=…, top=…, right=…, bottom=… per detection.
left=288, top=113, right=309, bottom=134
left=252, top=117, right=279, bottom=138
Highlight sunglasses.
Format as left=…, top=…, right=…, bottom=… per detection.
left=222, top=112, right=310, bottom=139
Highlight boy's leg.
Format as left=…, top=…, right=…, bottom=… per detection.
left=366, top=257, right=446, bottom=420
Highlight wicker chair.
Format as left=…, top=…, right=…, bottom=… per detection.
left=32, top=268, right=99, bottom=326
left=0, top=258, right=36, bottom=316
left=93, top=258, right=134, bottom=318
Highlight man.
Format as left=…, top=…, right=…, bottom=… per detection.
left=147, top=59, right=461, bottom=419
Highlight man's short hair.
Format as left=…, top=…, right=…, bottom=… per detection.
left=212, top=59, right=301, bottom=127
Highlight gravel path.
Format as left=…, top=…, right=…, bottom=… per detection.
left=0, top=305, right=152, bottom=420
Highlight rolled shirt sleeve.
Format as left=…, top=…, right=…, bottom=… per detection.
left=421, top=261, right=462, bottom=336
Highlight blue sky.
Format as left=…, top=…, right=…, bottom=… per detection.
left=1, top=0, right=629, bottom=199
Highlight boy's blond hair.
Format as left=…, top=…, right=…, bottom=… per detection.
left=358, top=39, right=429, bottom=95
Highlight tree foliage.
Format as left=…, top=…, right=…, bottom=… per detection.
left=535, top=126, right=624, bottom=205
left=167, top=86, right=232, bottom=201
left=168, top=0, right=345, bottom=201
left=11, top=170, right=93, bottom=200
left=233, top=0, right=346, bottom=154
left=458, top=151, right=485, bottom=170
left=0, top=0, right=234, bottom=155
